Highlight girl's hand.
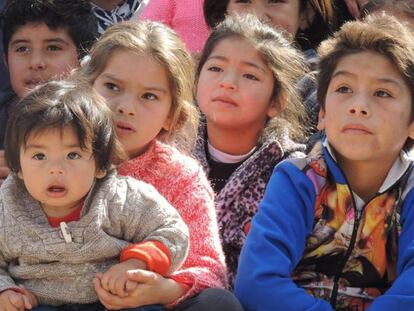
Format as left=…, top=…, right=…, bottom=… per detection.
left=99, top=259, right=146, bottom=297
left=0, top=150, right=10, bottom=185
left=94, top=269, right=186, bottom=309
left=0, top=288, right=36, bottom=311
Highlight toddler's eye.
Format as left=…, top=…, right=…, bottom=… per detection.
left=33, top=153, right=45, bottom=160
left=67, top=152, right=81, bottom=160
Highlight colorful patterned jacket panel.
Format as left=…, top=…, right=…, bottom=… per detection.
left=235, top=140, right=414, bottom=311
left=291, top=142, right=414, bottom=310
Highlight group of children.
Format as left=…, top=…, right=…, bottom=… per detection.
left=0, top=0, right=413, bottom=310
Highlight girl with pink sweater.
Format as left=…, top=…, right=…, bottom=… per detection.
left=78, top=21, right=242, bottom=311
left=138, top=0, right=208, bottom=54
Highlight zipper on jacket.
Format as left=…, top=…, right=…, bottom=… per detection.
left=327, top=164, right=412, bottom=307
left=329, top=205, right=362, bottom=307
left=323, top=147, right=413, bottom=308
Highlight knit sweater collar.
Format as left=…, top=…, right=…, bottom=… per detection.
left=118, top=140, right=172, bottom=176
left=193, top=120, right=305, bottom=175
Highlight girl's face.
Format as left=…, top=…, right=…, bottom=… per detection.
left=227, top=0, right=304, bottom=36
left=93, top=49, right=172, bottom=158
left=197, top=37, right=277, bottom=133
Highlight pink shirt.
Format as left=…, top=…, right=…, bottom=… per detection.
left=139, top=0, right=209, bottom=53
left=118, top=141, right=227, bottom=305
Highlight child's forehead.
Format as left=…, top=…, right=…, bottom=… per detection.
left=211, top=37, right=261, bottom=60
left=24, top=126, right=81, bottom=147
left=331, top=51, right=404, bottom=82
left=10, top=22, right=76, bottom=47
left=209, top=37, right=272, bottom=72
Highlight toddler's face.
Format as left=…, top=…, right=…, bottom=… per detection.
left=318, top=51, right=414, bottom=169
left=18, top=126, right=104, bottom=216
left=7, top=22, right=79, bottom=97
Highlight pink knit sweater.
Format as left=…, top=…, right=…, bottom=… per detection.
left=118, top=140, right=227, bottom=305
left=139, top=0, right=209, bottom=53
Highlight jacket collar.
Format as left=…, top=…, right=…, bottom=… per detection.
left=321, top=137, right=413, bottom=194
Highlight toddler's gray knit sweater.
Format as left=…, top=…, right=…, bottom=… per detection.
left=0, top=171, right=189, bottom=306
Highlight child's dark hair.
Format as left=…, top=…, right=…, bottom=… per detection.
left=203, top=0, right=338, bottom=50
left=361, top=0, right=414, bottom=21
left=1, top=0, right=98, bottom=59
left=196, top=14, right=308, bottom=142
left=5, top=79, right=124, bottom=174
left=317, top=14, right=414, bottom=149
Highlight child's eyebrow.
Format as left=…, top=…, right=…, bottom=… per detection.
left=44, top=38, right=72, bottom=46
left=207, top=55, right=266, bottom=73
left=24, top=143, right=80, bottom=150
left=143, top=86, right=168, bottom=94
left=375, top=78, right=404, bottom=89
left=100, top=73, right=121, bottom=82
left=332, top=70, right=404, bottom=89
left=331, top=70, right=355, bottom=79
left=99, top=73, right=167, bottom=93
left=9, top=39, right=30, bottom=46
left=10, top=38, right=71, bottom=46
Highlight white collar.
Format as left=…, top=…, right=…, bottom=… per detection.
left=207, top=141, right=257, bottom=164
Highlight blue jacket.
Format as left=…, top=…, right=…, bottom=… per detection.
left=235, top=140, right=414, bottom=310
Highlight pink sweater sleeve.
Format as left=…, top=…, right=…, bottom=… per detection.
left=165, top=164, right=227, bottom=307
left=139, top=0, right=208, bottom=53
left=118, top=143, right=227, bottom=307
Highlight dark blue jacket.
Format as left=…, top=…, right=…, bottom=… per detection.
left=236, top=140, right=414, bottom=310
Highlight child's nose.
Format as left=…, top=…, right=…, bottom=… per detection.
left=49, top=163, right=64, bottom=175
left=251, top=6, right=269, bottom=23
left=219, top=73, right=237, bottom=90
left=29, top=52, right=46, bottom=71
left=117, top=95, right=135, bottom=116
left=348, top=94, right=371, bottom=117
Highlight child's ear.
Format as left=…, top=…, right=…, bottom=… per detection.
left=267, top=93, right=287, bottom=118
left=267, top=105, right=278, bottom=118
left=95, top=169, right=107, bottom=179
left=162, top=115, right=172, bottom=131
left=3, top=53, right=8, bottom=68
left=407, top=119, right=414, bottom=140
left=299, top=3, right=316, bottom=31
left=17, top=170, right=23, bottom=180
left=317, top=108, right=326, bottom=131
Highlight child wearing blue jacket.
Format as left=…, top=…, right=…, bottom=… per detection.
left=235, top=14, right=414, bottom=311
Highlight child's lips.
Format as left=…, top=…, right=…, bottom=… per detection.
left=25, top=78, right=45, bottom=87
left=116, top=121, right=135, bottom=135
left=342, top=123, right=373, bottom=135
left=46, top=184, right=67, bottom=198
left=212, top=96, right=237, bottom=107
